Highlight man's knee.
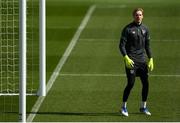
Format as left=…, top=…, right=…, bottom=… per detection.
left=127, top=81, right=135, bottom=89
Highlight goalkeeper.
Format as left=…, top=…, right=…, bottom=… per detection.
left=119, top=8, right=154, bottom=117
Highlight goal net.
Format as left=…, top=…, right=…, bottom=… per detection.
left=0, top=0, right=46, bottom=121
left=0, top=0, right=19, bottom=95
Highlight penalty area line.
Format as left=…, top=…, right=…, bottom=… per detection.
left=59, top=73, right=180, bottom=77
left=27, top=5, right=96, bottom=122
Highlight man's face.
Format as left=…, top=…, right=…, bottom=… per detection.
left=133, top=10, right=143, bottom=24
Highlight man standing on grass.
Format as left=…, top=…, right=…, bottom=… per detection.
left=119, top=8, right=154, bottom=117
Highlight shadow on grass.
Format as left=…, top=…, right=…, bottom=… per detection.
left=30, top=112, right=123, bottom=117
left=4, top=111, right=144, bottom=117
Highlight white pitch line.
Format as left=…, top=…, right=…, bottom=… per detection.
left=27, top=5, right=96, bottom=122
left=97, top=4, right=127, bottom=9
left=78, top=38, right=180, bottom=42
left=60, top=73, right=125, bottom=77
left=0, top=93, right=36, bottom=96
left=153, top=39, right=180, bottom=42
left=59, top=73, right=180, bottom=77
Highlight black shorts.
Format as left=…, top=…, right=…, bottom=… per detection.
left=125, top=62, right=148, bottom=77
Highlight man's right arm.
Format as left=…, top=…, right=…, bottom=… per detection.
left=119, top=27, right=134, bottom=69
left=119, top=27, right=128, bottom=56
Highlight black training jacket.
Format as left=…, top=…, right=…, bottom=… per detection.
left=119, top=21, right=152, bottom=63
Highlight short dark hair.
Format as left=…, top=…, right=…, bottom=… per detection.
left=132, top=8, right=144, bottom=16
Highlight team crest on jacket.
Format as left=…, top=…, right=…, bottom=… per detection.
left=132, top=31, right=135, bottom=34
left=142, top=29, right=146, bottom=34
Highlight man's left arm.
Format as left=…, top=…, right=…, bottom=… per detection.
left=145, top=28, right=152, bottom=58
left=145, top=28, right=154, bottom=71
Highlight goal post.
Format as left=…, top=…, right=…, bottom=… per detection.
left=19, top=0, right=46, bottom=121
left=39, top=0, right=46, bottom=97
left=19, top=0, right=26, bottom=121
left=0, top=0, right=46, bottom=121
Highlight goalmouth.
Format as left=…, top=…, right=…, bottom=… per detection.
left=0, top=0, right=46, bottom=122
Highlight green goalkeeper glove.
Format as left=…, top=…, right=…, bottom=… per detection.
left=148, top=58, right=154, bottom=71
left=124, top=55, right=134, bottom=69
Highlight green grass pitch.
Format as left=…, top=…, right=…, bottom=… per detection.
left=1, top=0, right=180, bottom=121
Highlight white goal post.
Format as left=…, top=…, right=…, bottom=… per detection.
left=19, top=0, right=46, bottom=121
left=0, top=0, right=46, bottom=121
left=19, top=0, right=26, bottom=121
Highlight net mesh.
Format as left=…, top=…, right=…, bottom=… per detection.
left=0, top=0, right=39, bottom=121
left=0, top=0, right=19, bottom=94
left=0, top=0, right=39, bottom=95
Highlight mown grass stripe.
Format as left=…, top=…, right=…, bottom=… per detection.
left=27, top=5, right=96, bottom=122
